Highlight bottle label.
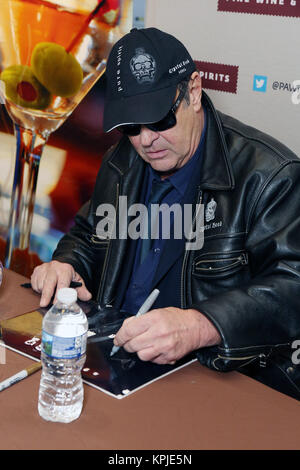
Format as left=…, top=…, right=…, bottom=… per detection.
left=41, top=331, right=87, bottom=359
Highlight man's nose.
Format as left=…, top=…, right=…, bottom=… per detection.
left=140, top=125, right=159, bottom=146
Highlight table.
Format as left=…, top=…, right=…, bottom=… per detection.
left=0, top=269, right=300, bottom=450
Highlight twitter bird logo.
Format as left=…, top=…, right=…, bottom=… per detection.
left=253, top=75, right=268, bottom=93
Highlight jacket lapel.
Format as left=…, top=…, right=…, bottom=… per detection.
left=98, top=140, right=146, bottom=306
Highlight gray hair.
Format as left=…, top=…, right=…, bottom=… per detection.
left=177, top=78, right=190, bottom=105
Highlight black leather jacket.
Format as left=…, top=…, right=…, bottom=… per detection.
left=53, top=92, right=300, bottom=399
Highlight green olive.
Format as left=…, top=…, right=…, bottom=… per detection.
left=31, top=42, right=83, bottom=98
left=0, top=65, right=52, bottom=109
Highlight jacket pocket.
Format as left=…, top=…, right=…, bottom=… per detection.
left=193, top=250, right=248, bottom=279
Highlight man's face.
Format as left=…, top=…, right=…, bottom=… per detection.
left=128, top=75, right=203, bottom=175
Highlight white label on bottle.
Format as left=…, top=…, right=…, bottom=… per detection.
left=42, top=331, right=87, bottom=359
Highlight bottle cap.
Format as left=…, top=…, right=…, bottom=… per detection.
left=57, top=288, right=77, bottom=305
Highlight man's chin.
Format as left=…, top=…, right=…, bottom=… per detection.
left=148, top=159, right=177, bottom=175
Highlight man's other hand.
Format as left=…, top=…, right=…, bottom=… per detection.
left=31, top=260, right=92, bottom=307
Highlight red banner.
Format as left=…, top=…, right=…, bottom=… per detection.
left=218, top=0, right=300, bottom=18
left=195, top=61, right=239, bottom=94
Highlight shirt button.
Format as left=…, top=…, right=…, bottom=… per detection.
left=154, top=248, right=161, bottom=254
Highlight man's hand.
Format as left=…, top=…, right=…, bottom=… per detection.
left=31, top=260, right=92, bottom=307
left=113, top=307, right=221, bottom=364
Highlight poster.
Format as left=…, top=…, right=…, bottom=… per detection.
left=0, top=301, right=196, bottom=399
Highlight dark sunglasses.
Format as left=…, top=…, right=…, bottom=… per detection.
left=118, top=83, right=188, bottom=137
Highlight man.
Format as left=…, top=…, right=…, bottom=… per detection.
left=31, top=28, right=300, bottom=398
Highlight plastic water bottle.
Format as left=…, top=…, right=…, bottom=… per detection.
left=38, top=288, right=88, bottom=423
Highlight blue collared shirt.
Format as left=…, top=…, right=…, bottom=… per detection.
left=121, top=111, right=207, bottom=315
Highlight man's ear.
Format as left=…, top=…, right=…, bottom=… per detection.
left=189, top=71, right=202, bottom=112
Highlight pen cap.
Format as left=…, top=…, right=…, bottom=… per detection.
left=57, top=288, right=77, bottom=305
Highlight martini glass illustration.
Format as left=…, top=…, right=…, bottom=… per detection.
left=0, top=0, right=131, bottom=275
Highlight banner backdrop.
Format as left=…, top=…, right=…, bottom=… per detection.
left=145, top=0, right=300, bottom=156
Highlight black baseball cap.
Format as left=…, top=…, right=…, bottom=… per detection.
left=103, top=27, right=197, bottom=133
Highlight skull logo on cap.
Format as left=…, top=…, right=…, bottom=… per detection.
left=130, top=48, right=156, bottom=84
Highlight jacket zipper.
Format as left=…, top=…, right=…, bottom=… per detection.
left=217, top=353, right=257, bottom=361
left=212, top=354, right=258, bottom=370
left=217, top=352, right=267, bottom=368
left=181, top=190, right=203, bottom=308
left=195, top=253, right=248, bottom=271
left=96, top=183, right=120, bottom=305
